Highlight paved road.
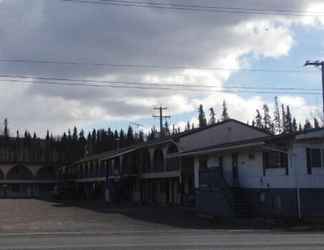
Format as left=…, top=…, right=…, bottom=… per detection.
left=1, top=230, right=324, bottom=249
left=1, top=200, right=324, bottom=249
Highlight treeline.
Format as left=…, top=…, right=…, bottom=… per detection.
left=251, top=97, right=320, bottom=134
left=1, top=120, right=144, bottom=163
left=193, top=97, right=321, bottom=135
left=0, top=97, right=321, bottom=163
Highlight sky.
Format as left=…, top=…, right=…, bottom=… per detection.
left=1, top=0, right=324, bottom=136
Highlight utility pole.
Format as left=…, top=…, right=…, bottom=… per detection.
left=153, top=106, right=171, bottom=137
left=305, top=60, right=324, bottom=117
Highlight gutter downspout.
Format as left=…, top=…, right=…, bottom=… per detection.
left=292, top=150, right=302, bottom=220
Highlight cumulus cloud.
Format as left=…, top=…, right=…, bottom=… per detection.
left=0, top=0, right=322, bottom=135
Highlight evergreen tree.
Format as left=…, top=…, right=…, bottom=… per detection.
left=185, top=121, right=190, bottom=131
left=292, top=118, right=297, bottom=132
left=4, top=118, right=9, bottom=139
left=263, top=104, right=273, bottom=133
left=198, top=104, right=207, bottom=128
left=255, top=109, right=263, bottom=129
left=79, top=129, right=87, bottom=157
left=273, top=96, right=281, bottom=134
left=119, top=129, right=125, bottom=147
left=172, top=124, right=176, bottom=135
left=126, top=126, right=134, bottom=145
left=72, top=126, right=78, bottom=141
left=314, top=118, right=320, bottom=128
left=298, top=123, right=303, bottom=131
left=164, top=121, right=170, bottom=136
left=221, top=101, right=229, bottom=121
left=46, top=130, right=50, bottom=141
left=138, top=131, right=144, bottom=142
left=285, top=106, right=293, bottom=133
left=209, top=107, right=216, bottom=125
left=304, top=119, right=312, bottom=130
left=281, top=104, right=287, bottom=133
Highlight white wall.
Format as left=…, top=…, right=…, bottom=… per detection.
left=203, top=141, right=324, bottom=190
left=204, top=150, right=297, bottom=189
left=292, top=142, right=324, bottom=189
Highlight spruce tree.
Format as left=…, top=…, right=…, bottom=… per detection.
left=209, top=107, right=216, bottom=125
left=298, top=123, right=303, bottom=131
left=255, top=109, right=263, bottom=129
left=314, top=118, right=320, bottom=128
left=221, top=101, right=229, bottom=121
left=4, top=118, right=9, bottom=139
left=263, top=104, right=273, bottom=133
left=286, top=106, right=293, bottom=133
left=281, top=104, right=287, bottom=133
left=273, top=96, right=281, bottom=134
left=292, top=118, right=297, bottom=132
left=185, top=121, right=190, bottom=131
left=198, top=104, right=207, bottom=128
left=164, top=121, right=170, bottom=136
left=126, top=126, right=134, bottom=145
left=304, top=119, right=312, bottom=130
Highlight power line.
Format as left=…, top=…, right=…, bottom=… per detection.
left=62, top=0, right=324, bottom=17
left=0, top=59, right=314, bottom=74
left=0, top=75, right=321, bottom=96
left=101, top=0, right=324, bottom=15
left=0, top=74, right=321, bottom=91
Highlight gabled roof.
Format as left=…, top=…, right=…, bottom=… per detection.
left=172, top=118, right=272, bottom=139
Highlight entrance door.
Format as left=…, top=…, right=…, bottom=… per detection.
left=232, top=153, right=239, bottom=186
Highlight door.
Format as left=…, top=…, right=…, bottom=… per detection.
left=232, top=153, right=239, bottom=186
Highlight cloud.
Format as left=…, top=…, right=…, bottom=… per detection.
left=0, top=0, right=321, bottom=135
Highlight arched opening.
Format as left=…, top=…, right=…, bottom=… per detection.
left=166, top=144, right=179, bottom=171
left=153, top=148, right=164, bottom=172
left=36, top=166, right=55, bottom=180
left=80, top=165, right=84, bottom=178
left=89, top=162, right=94, bottom=177
left=0, top=169, right=4, bottom=180
left=100, top=161, right=106, bottom=177
left=142, top=150, right=151, bottom=173
left=84, top=164, right=89, bottom=178
left=122, top=153, right=137, bottom=175
left=7, top=165, right=34, bottom=180
left=95, top=160, right=99, bottom=177
left=113, top=157, right=120, bottom=176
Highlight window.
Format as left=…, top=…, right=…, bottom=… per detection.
left=259, top=192, right=266, bottom=203
left=199, top=157, right=208, bottom=170
left=248, top=152, right=255, bottom=160
left=307, top=148, right=323, bottom=168
left=263, top=151, right=288, bottom=169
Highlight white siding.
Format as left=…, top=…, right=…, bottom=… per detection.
left=292, top=142, right=324, bottom=188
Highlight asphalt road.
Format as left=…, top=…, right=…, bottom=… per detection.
left=1, top=230, right=324, bottom=249
left=1, top=200, right=324, bottom=249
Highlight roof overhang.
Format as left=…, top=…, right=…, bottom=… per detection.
left=168, top=141, right=265, bottom=158
left=100, top=138, right=177, bottom=161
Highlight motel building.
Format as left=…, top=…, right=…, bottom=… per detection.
left=60, top=119, right=324, bottom=219
left=0, top=137, right=60, bottom=198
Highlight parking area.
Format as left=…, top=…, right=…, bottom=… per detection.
left=0, top=199, right=216, bottom=233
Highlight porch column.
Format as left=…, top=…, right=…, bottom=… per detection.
left=194, top=157, right=200, bottom=189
